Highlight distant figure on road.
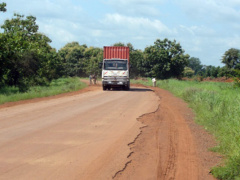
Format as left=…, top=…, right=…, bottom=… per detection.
left=92, top=74, right=97, bottom=85
left=152, top=78, right=156, bottom=87
left=89, top=75, right=92, bottom=85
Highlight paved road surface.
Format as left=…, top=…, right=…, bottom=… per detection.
left=0, top=87, right=159, bottom=180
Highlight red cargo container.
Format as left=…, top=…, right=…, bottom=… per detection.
left=101, top=46, right=130, bottom=90
left=103, top=46, right=129, bottom=62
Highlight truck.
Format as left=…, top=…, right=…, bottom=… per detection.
left=100, top=46, right=130, bottom=91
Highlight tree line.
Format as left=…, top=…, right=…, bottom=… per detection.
left=186, top=50, right=240, bottom=79
left=1, top=2, right=240, bottom=91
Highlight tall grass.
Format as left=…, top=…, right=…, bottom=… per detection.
left=0, top=77, right=87, bottom=105
left=132, top=78, right=240, bottom=180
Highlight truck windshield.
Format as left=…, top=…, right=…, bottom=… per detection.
left=104, top=60, right=127, bottom=70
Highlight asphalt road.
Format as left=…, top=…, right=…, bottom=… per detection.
left=0, top=86, right=159, bottom=180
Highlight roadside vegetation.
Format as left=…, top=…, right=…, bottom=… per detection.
left=0, top=77, right=86, bottom=105
left=132, top=78, right=240, bottom=180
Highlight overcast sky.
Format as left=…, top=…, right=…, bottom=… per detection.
left=1, top=0, right=240, bottom=66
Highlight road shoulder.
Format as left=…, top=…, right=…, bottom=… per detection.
left=115, top=86, right=221, bottom=180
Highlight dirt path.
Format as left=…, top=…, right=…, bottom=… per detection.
left=0, top=83, right=220, bottom=179
left=115, top=86, right=220, bottom=180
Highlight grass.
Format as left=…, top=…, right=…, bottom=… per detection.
left=0, top=77, right=87, bottom=105
left=131, top=78, right=240, bottom=180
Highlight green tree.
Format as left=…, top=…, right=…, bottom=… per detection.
left=127, top=43, right=134, bottom=52
left=0, top=33, right=7, bottom=84
left=0, top=2, right=6, bottom=12
left=0, top=13, right=61, bottom=90
left=184, top=67, right=195, bottom=78
left=113, top=42, right=125, bottom=47
left=58, top=42, right=87, bottom=77
left=217, top=66, right=231, bottom=77
left=130, top=49, right=144, bottom=78
left=222, top=48, right=240, bottom=70
left=0, top=2, right=7, bottom=84
left=84, top=47, right=103, bottom=77
left=203, top=66, right=212, bottom=77
left=144, top=38, right=189, bottom=79
left=202, top=65, right=222, bottom=78
left=210, top=66, right=218, bottom=78
left=188, top=57, right=203, bottom=75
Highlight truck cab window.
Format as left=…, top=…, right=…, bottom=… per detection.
left=104, top=60, right=127, bottom=70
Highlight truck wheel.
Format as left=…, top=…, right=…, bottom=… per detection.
left=103, top=86, right=107, bottom=91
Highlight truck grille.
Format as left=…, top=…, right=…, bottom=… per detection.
left=103, top=77, right=128, bottom=81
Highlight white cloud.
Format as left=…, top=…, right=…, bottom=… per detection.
left=102, top=13, right=171, bottom=35
left=3, top=0, right=85, bottom=23
left=103, top=0, right=164, bottom=17
left=38, top=20, right=77, bottom=45
left=179, top=25, right=216, bottom=37
left=176, top=0, right=240, bottom=23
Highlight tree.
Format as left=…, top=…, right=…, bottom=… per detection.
left=222, top=48, right=240, bottom=70
left=0, top=2, right=7, bottom=84
left=113, top=42, right=125, bottom=47
left=0, top=2, right=6, bottom=12
left=130, top=49, right=144, bottom=78
left=84, top=47, right=103, bottom=76
left=201, top=65, right=222, bottom=78
left=58, top=42, right=87, bottom=77
left=184, top=67, right=195, bottom=78
left=0, top=33, right=7, bottom=84
left=188, top=57, right=203, bottom=75
left=0, top=13, right=61, bottom=90
left=144, top=38, right=189, bottom=79
left=217, top=66, right=230, bottom=78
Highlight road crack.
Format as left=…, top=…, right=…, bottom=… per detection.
left=112, top=104, right=160, bottom=179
